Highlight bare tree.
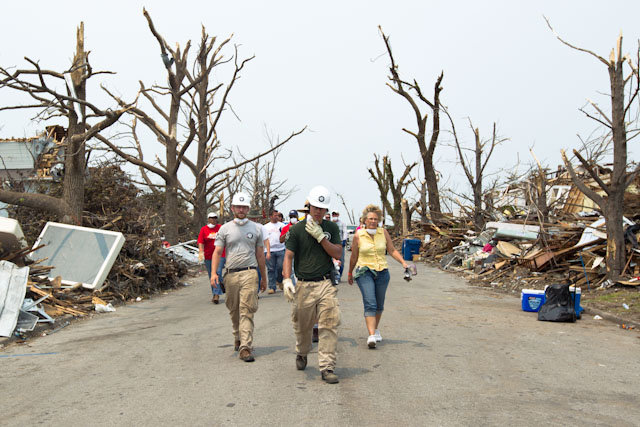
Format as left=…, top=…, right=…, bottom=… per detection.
left=182, top=28, right=253, bottom=227
left=241, top=142, right=297, bottom=219
left=526, top=150, right=551, bottom=225
left=368, top=154, right=417, bottom=232
left=0, top=23, right=127, bottom=224
left=380, top=26, right=444, bottom=223
left=547, top=19, right=640, bottom=280
left=335, top=192, right=356, bottom=225
left=444, top=108, right=504, bottom=231
left=100, top=10, right=305, bottom=242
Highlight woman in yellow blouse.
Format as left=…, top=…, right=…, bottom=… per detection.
left=348, top=205, right=409, bottom=348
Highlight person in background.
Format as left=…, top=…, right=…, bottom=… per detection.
left=198, top=212, right=223, bottom=304
left=331, top=211, right=348, bottom=280
left=279, top=210, right=300, bottom=245
left=280, top=210, right=300, bottom=285
left=348, top=204, right=408, bottom=349
left=282, top=185, right=343, bottom=384
left=256, top=221, right=270, bottom=292
left=212, top=192, right=267, bottom=362
left=264, top=209, right=285, bottom=294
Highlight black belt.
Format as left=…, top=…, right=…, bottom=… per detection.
left=298, top=274, right=331, bottom=282
left=226, top=266, right=257, bottom=273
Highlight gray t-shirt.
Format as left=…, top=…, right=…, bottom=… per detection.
left=215, top=220, right=263, bottom=269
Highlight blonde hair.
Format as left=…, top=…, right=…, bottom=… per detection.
left=361, top=204, right=382, bottom=223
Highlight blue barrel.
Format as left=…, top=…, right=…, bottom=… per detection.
left=402, top=239, right=421, bottom=260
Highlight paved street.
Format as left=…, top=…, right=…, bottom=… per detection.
left=2, top=254, right=639, bottom=426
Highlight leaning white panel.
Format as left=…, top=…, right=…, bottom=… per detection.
left=0, top=261, right=29, bottom=337
left=30, top=222, right=125, bottom=290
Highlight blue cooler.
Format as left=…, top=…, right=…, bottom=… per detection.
left=521, top=289, right=545, bottom=312
left=569, top=286, right=584, bottom=318
left=402, top=239, right=421, bottom=261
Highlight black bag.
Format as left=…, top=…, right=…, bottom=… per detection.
left=538, top=284, right=576, bottom=322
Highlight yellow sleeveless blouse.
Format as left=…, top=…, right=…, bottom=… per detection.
left=355, top=227, right=388, bottom=271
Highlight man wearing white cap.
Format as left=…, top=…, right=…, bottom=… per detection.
left=198, top=211, right=223, bottom=304
left=212, top=192, right=267, bottom=362
left=282, top=185, right=343, bottom=384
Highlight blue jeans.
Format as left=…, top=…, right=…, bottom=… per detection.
left=267, top=250, right=285, bottom=290
left=206, top=257, right=225, bottom=296
left=339, top=242, right=346, bottom=278
left=355, top=268, right=390, bottom=317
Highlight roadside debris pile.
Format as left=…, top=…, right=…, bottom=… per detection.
left=397, top=165, right=640, bottom=324
left=0, top=165, right=195, bottom=338
left=417, top=216, right=640, bottom=289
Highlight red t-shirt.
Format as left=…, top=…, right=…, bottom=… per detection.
left=197, top=224, right=221, bottom=259
left=280, top=223, right=291, bottom=238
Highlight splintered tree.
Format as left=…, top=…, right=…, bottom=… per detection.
left=547, top=19, right=640, bottom=281
left=183, top=28, right=251, bottom=227
left=368, top=154, right=417, bottom=232
left=241, top=140, right=298, bottom=218
left=101, top=9, right=304, bottom=242
left=380, top=26, right=443, bottom=223
left=0, top=23, right=127, bottom=224
left=527, top=150, right=551, bottom=225
left=445, top=108, right=504, bottom=232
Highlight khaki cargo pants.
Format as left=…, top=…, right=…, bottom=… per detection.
left=292, top=279, right=341, bottom=371
left=225, top=269, right=259, bottom=353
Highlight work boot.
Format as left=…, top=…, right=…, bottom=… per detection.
left=268, top=289, right=275, bottom=295
left=296, top=355, right=307, bottom=371
left=277, top=282, right=283, bottom=290
left=239, top=348, right=255, bottom=362
left=321, top=370, right=339, bottom=384
left=234, top=340, right=240, bottom=351
left=312, top=327, right=319, bottom=343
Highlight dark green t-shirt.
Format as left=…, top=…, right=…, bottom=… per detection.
left=286, top=218, right=341, bottom=279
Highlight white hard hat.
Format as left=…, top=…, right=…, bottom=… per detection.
left=231, top=192, right=251, bottom=207
left=207, top=212, right=218, bottom=218
left=307, top=185, right=331, bottom=209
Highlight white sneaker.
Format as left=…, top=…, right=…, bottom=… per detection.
left=367, top=335, right=377, bottom=349
left=374, top=329, right=382, bottom=342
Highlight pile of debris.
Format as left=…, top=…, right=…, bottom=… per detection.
left=411, top=215, right=640, bottom=323
left=0, top=165, right=197, bottom=338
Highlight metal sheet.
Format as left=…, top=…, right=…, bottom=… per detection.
left=0, top=261, right=29, bottom=337
left=30, top=222, right=125, bottom=290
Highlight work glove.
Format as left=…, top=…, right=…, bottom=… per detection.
left=305, top=217, right=326, bottom=243
left=198, top=251, right=204, bottom=263
left=283, top=278, right=295, bottom=302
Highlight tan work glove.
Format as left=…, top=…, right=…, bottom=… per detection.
left=283, top=278, right=296, bottom=302
left=305, top=217, right=326, bottom=243
left=198, top=251, right=204, bottom=263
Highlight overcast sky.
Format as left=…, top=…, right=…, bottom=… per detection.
left=1, top=1, right=639, bottom=223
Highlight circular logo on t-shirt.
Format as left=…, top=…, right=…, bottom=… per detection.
left=323, top=231, right=331, bottom=240
left=247, top=232, right=254, bottom=239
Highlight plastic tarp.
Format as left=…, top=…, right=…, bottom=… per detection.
left=0, top=261, right=29, bottom=337
left=30, top=222, right=125, bottom=290
left=575, top=216, right=634, bottom=247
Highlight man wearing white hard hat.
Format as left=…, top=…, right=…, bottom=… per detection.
left=212, top=192, right=268, bottom=362
left=197, top=211, right=224, bottom=304
left=282, top=185, right=343, bottom=384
